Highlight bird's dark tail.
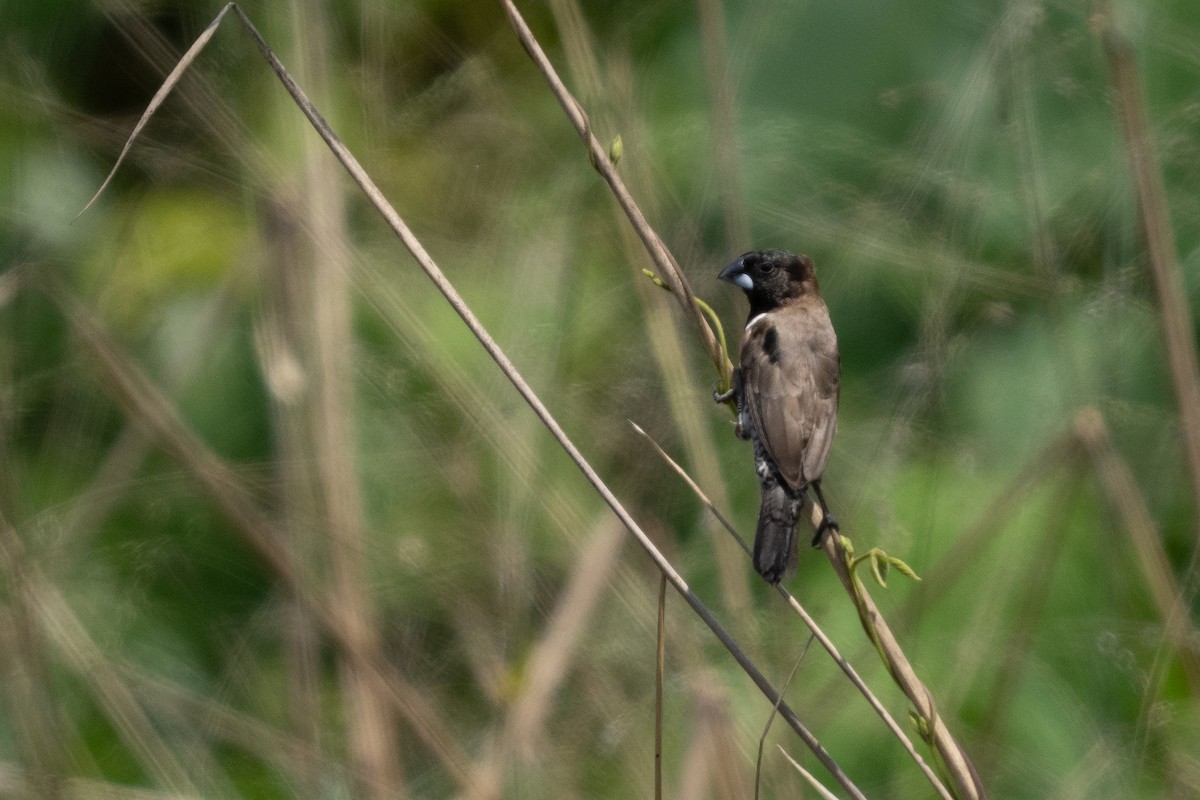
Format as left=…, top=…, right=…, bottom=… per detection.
left=754, top=482, right=803, bottom=584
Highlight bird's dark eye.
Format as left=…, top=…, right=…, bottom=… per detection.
left=759, top=262, right=775, bottom=274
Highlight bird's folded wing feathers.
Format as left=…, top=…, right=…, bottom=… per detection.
left=741, top=307, right=839, bottom=491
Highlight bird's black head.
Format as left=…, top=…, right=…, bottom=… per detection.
left=718, top=249, right=818, bottom=314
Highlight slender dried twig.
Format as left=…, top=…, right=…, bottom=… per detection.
left=499, top=0, right=732, bottom=390
left=755, top=640, right=814, bottom=800
left=777, top=746, right=842, bottom=800
left=78, top=6, right=865, bottom=796
left=287, top=7, right=402, bottom=793
left=655, top=574, right=666, bottom=800
left=1092, top=4, right=1200, bottom=758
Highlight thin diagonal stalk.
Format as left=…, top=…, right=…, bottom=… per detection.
left=499, top=0, right=731, bottom=389
left=1094, top=0, right=1200, bottom=544
left=286, top=4, right=402, bottom=793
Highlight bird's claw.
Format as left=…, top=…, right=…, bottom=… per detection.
left=811, top=513, right=839, bottom=547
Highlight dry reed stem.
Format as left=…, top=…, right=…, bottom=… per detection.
left=655, top=573, right=666, bottom=800
left=1093, top=1, right=1200, bottom=543
left=632, top=422, right=956, bottom=800
left=545, top=0, right=751, bottom=620
left=499, top=0, right=732, bottom=388
left=286, top=6, right=402, bottom=793
left=79, top=5, right=865, bottom=796
left=258, top=192, right=327, bottom=795
left=777, top=746, right=842, bottom=800
left=675, top=674, right=749, bottom=799
left=693, top=675, right=752, bottom=800
left=601, top=61, right=752, bottom=613
left=755, top=641, right=813, bottom=800
left=466, top=517, right=627, bottom=800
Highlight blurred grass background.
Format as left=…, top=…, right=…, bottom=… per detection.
left=2, top=0, right=1199, bottom=797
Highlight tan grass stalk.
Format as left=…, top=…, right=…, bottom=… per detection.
left=692, top=675, right=752, bottom=800
left=777, top=745, right=842, bottom=800
left=257, top=193, right=327, bottom=795
left=813, top=508, right=984, bottom=799
left=465, top=517, right=627, bottom=800
left=1093, top=1, right=1200, bottom=542
left=287, top=5, right=402, bottom=794
left=755, top=642, right=813, bottom=800
left=499, top=0, right=733, bottom=390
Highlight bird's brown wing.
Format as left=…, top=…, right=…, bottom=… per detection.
left=739, top=301, right=840, bottom=491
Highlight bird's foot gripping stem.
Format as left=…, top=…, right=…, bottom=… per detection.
left=809, top=480, right=839, bottom=547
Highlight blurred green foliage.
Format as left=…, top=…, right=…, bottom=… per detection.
left=2, top=0, right=1199, bottom=798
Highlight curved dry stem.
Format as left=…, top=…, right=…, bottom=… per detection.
left=499, top=0, right=732, bottom=385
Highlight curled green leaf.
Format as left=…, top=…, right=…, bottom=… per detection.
left=871, top=555, right=890, bottom=587
left=609, top=134, right=624, bottom=164
left=849, top=547, right=922, bottom=589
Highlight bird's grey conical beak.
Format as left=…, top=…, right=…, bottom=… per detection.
left=718, top=258, right=754, bottom=291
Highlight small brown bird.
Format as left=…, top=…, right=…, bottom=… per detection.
left=718, top=250, right=840, bottom=583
